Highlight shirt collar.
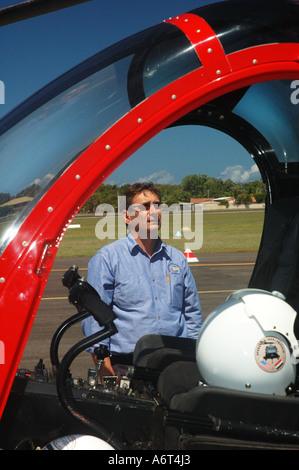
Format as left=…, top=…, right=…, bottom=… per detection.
left=126, top=232, right=167, bottom=256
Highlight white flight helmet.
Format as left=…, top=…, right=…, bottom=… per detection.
left=43, top=434, right=114, bottom=450
left=196, top=289, right=299, bottom=396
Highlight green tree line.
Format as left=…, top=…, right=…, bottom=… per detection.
left=0, top=174, right=266, bottom=217
left=82, top=174, right=266, bottom=213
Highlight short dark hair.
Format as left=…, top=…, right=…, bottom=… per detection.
left=124, top=182, right=161, bottom=210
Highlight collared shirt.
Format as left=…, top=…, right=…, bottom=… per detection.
left=82, top=233, right=202, bottom=355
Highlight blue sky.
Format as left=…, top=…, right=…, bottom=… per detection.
left=0, top=0, right=258, bottom=187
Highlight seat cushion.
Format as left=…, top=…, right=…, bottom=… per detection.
left=133, top=334, right=196, bottom=370
left=157, top=361, right=201, bottom=406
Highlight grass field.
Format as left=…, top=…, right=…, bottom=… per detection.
left=57, top=210, right=265, bottom=258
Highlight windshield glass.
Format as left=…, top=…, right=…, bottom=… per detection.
left=0, top=57, right=132, bottom=250
left=234, top=80, right=299, bottom=166
left=0, top=23, right=199, bottom=255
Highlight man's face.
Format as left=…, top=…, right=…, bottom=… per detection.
left=125, top=190, right=161, bottom=239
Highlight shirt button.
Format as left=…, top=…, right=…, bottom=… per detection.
left=158, top=316, right=161, bottom=320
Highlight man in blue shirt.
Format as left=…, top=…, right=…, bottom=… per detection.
left=82, top=182, right=202, bottom=378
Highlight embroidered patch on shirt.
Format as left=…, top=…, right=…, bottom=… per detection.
left=169, top=263, right=181, bottom=274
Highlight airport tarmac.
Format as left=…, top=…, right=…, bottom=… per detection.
left=19, top=251, right=257, bottom=379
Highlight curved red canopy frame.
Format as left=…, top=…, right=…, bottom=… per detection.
left=0, top=7, right=298, bottom=417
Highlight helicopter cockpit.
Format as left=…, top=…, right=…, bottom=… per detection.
left=0, top=0, right=299, bottom=450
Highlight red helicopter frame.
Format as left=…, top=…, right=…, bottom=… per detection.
left=0, top=0, right=298, bottom=444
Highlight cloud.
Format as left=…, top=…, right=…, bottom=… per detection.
left=138, top=170, right=176, bottom=184
left=220, top=164, right=260, bottom=183
left=31, top=173, right=55, bottom=187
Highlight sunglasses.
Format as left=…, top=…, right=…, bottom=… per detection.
left=129, top=201, right=161, bottom=212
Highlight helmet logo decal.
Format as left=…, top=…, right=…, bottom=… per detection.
left=255, top=337, right=286, bottom=373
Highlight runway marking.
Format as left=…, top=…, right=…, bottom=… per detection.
left=41, top=290, right=233, bottom=300
left=41, top=296, right=68, bottom=300
left=193, top=263, right=254, bottom=267
left=52, top=268, right=87, bottom=272
left=198, top=289, right=233, bottom=294
left=52, top=262, right=255, bottom=272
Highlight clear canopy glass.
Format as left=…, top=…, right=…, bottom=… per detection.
left=0, top=23, right=199, bottom=254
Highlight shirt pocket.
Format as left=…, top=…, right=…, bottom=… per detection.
left=113, top=274, right=150, bottom=309
left=169, top=272, right=184, bottom=310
